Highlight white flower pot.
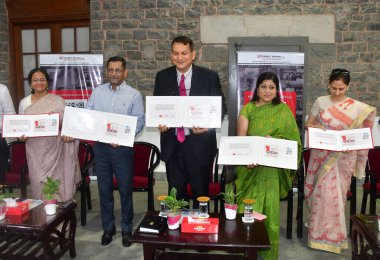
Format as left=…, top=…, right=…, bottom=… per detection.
left=225, top=203, right=238, bottom=220
left=167, top=211, right=181, bottom=230
left=44, top=199, right=57, bottom=215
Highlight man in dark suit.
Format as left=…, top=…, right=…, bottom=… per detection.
left=154, top=36, right=227, bottom=207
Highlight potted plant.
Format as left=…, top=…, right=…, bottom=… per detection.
left=221, top=184, right=241, bottom=220
left=164, top=187, right=189, bottom=229
left=42, top=177, right=60, bottom=215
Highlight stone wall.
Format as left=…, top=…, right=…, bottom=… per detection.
left=76, top=1, right=380, bottom=114
left=0, top=0, right=9, bottom=87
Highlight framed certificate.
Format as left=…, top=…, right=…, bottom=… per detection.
left=308, top=127, right=374, bottom=151
left=61, top=106, right=137, bottom=147
left=146, top=96, right=222, bottom=128
left=2, top=113, right=60, bottom=137
left=218, top=136, right=299, bottom=170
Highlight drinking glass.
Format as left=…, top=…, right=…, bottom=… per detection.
left=197, top=196, right=210, bottom=218
left=157, top=195, right=168, bottom=217
left=242, top=199, right=255, bottom=222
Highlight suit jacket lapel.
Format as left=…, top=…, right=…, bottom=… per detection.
left=169, top=67, right=180, bottom=96
left=189, top=64, right=199, bottom=96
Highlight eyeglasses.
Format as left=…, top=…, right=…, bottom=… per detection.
left=31, top=78, right=46, bottom=83
left=331, top=69, right=350, bottom=76
left=107, top=68, right=124, bottom=74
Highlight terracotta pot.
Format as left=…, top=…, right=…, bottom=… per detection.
left=44, top=199, right=57, bottom=215
left=225, top=203, right=238, bottom=220
left=167, top=210, right=181, bottom=230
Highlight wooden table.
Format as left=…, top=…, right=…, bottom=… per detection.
left=131, top=211, right=270, bottom=260
left=351, top=214, right=380, bottom=260
left=0, top=200, right=77, bottom=259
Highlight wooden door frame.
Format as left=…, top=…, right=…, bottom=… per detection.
left=6, top=0, right=90, bottom=108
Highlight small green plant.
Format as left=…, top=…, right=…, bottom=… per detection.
left=42, top=177, right=61, bottom=200
left=221, top=184, right=241, bottom=205
left=164, top=187, right=189, bottom=213
left=0, top=187, right=14, bottom=201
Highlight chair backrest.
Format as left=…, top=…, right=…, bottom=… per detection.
left=8, top=141, right=27, bottom=175
left=367, top=146, right=380, bottom=178
left=133, top=141, right=160, bottom=178
left=78, top=141, right=94, bottom=171
left=302, top=148, right=311, bottom=173
left=211, top=149, right=220, bottom=183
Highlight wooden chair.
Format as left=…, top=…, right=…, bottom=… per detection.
left=4, top=141, right=29, bottom=198
left=297, top=148, right=357, bottom=238
left=77, top=141, right=94, bottom=226
left=113, top=141, right=161, bottom=211
left=360, top=147, right=380, bottom=215
left=186, top=150, right=226, bottom=213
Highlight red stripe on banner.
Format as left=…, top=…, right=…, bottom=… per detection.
left=49, top=89, right=93, bottom=100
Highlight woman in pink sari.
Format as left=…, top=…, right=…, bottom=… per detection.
left=19, top=68, right=80, bottom=201
left=304, top=68, right=376, bottom=253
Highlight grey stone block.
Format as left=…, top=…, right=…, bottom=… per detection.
left=91, top=41, right=104, bottom=51
left=140, top=0, right=156, bottom=8
left=129, top=10, right=144, bottom=19
left=127, top=51, right=142, bottom=60
left=147, top=30, right=168, bottom=40
left=133, top=30, right=147, bottom=40
left=118, top=30, right=133, bottom=40
left=91, top=20, right=102, bottom=30
left=123, top=40, right=139, bottom=50
left=178, top=19, right=197, bottom=30
left=105, top=40, right=123, bottom=51
left=140, top=19, right=155, bottom=29
left=169, top=8, right=185, bottom=18
left=202, top=45, right=227, bottom=62
left=309, top=44, right=336, bottom=62
left=353, top=43, right=367, bottom=52
left=91, top=31, right=104, bottom=41
left=103, top=1, right=119, bottom=10
left=120, top=19, right=139, bottom=29
left=138, top=61, right=157, bottom=70
left=368, top=22, right=380, bottom=31
left=102, top=20, right=120, bottom=30
left=106, top=31, right=117, bottom=40
left=156, top=19, right=177, bottom=30
left=109, top=10, right=129, bottom=20
left=121, top=0, right=139, bottom=9
left=141, top=40, right=157, bottom=51
left=145, top=9, right=159, bottom=18
left=142, top=51, right=155, bottom=60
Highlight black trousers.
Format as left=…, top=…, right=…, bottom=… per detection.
left=165, top=135, right=211, bottom=209
left=0, top=138, right=9, bottom=187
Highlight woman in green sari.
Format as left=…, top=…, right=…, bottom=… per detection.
left=235, top=72, right=301, bottom=260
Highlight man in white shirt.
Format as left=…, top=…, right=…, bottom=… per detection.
left=0, top=84, right=16, bottom=187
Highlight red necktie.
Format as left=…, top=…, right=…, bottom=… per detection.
left=177, top=74, right=186, bottom=143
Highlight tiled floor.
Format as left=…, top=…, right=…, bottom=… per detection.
left=56, top=179, right=378, bottom=260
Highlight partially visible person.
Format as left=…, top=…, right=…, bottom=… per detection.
left=154, top=35, right=227, bottom=208
left=304, top=68, right=376, bottom=253
left=235, top=71, right=301, bottom=260
left=18, top=68, right=81, bottom=201
left=0, top=84, right=16, bottom=187
left=86, top=56, right=145, bottom=247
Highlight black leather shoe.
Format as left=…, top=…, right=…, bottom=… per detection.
left=101, top=226, right=116, bottom=246
left=121, top=231, right=132, bottom=247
